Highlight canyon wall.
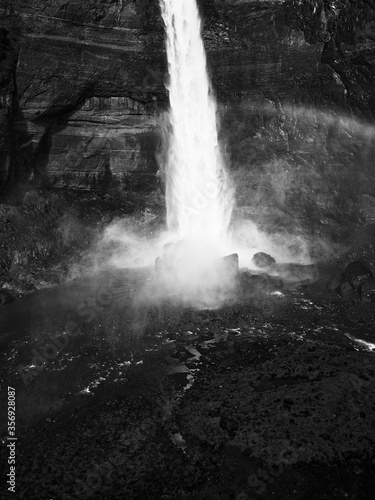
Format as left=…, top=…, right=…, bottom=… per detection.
left=0, top=0, right=375, bottom=250
left=0, top=0, right=166, bottom=195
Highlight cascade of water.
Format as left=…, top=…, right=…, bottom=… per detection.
left=160, top=0, right=233, bottom=253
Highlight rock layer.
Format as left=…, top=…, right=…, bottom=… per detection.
left=0, top=0, right=166, bottom=192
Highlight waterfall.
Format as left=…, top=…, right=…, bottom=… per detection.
left=160, top=0, right=233, bottom=254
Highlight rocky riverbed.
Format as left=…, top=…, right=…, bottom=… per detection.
left=1, top=255, right=375, bottom=499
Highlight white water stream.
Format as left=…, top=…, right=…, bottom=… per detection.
left=160, top=0, right=233, bottom=256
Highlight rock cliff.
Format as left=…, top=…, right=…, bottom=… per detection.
left=0, top=0, right=166, bottom=193
left=0, top=0, right=374, bottom=251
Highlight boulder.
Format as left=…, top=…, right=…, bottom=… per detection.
left=251, top=252, right=276, bottom=270
left=221, top=253, right=239, bottom=275
left=343, top=260, right=372, bottom=290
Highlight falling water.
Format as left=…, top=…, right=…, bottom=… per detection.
left=160, top=0, right=233, bottom=253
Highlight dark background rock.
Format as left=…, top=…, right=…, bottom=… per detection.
left=222, top=253, right=239, bottom=275
left=343, top=260, right=372, bottom=289
left=0, top=0, right=167, bottom=196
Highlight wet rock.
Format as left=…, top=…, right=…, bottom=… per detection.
left=239, top=270, right=253, bottom=285
left=275, top=263, right=316, bottom=281
left=240, top=270, right=281, bottom=298
left=155, top=243, right=177, bottom=273
left=360, top=278, right=375, bottom=302
left=221, top=253, right=239, bottom=275
left=251, top=252, right=276, bottom=269
left=343, top=261, right=372, bottom=290
left=155, top=256, right=163, bottom=273
left=266, top=275, right=284, bottom=292
left=0, top=288, right=12, bottom=305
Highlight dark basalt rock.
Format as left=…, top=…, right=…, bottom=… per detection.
left=247, top=274, right=269, bottom=293
left=0, top=0, right=167, bottom=195
left=275, top=263, right=317, bottom=281
left=239, top=270, right=283, bottom=297
left=343, top=260, right=372, bottom=290
left=251, top=252, right=276, bottom=270
left=360, top=278, right=375, bottom=302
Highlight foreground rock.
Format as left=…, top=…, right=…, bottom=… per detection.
left=343, top=260, right=372, bottom=290
left=251, top=252, right=276, bottom=270
left=328, top=259, right=375, bottom=301
left=221, top=253, right=239, bottom=275
left=4, top=271, right=375, bottom=499
left=239, top=270, right=283, bottom=297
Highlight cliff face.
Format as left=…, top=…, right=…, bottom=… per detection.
left=0, top=0, right=375, bottom=250
left=205, top=0, right=375, bottom=116
left=0, top=0, right=166, bottom=193
left=202, top=0, right=375, bottom=250
left=206, top=0, right=375, bottom=252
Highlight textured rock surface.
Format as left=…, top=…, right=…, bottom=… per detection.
left=343, top=259, right=372, bottom=288
left=251, top=251, right=276, bottom=269
left=2, top=275, right=375, bottom=499
left=0, top=0, right=166, bottom=193
left=211, top=0, right=375, bottom=249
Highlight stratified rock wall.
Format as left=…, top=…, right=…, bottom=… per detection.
left=0, top=0, right=166, bottom=193
left=200, top=0, right=375, bottom=250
